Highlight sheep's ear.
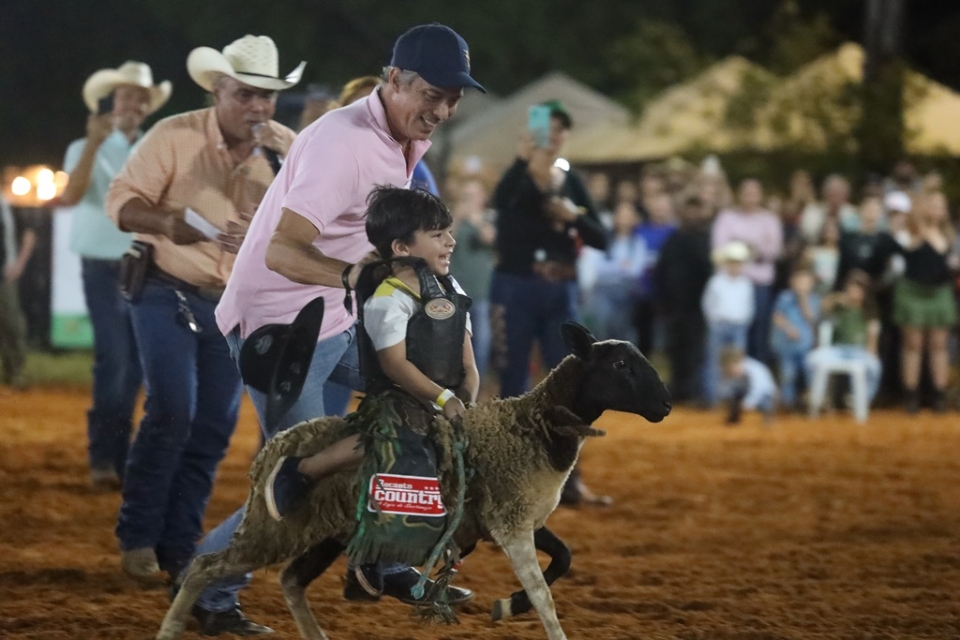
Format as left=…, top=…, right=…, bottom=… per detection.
left=560, top=321, right=596, bottom=359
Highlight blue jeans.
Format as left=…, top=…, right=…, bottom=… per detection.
left=195, top=326, right=366, bottom=611
left=116, top=282, right=242, bottom=575
left=82, top=258, right=142, bottom=476
left=747, top=283, right=773, bottom=364
left=470, top=298, right=491, bottom=379
left=490, top=272, right=579, bottom=397
left=772, top=345, right=807, bottom=407
left=704, top=321, right=749, bottom=406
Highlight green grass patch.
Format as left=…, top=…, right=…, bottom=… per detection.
left=23, top=350, right=94, bottom=388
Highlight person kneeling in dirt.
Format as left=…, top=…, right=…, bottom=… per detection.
left=718, top=345, right=777, bottom=425
left=266, top=186, right=479, bottom=602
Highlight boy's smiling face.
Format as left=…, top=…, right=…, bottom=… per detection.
left=391, top=226, right=457, bottom=276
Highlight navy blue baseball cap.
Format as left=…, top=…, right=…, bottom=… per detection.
left=390, top=23, right=485, bottom=93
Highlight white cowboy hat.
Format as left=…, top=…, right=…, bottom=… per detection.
left=82, top=61, right=172, bottom=114
left=711, top=240, right=751, bottom=265
left=884, top=190, right=912, bottom=214
left=187, top=35, right=305, bottom=93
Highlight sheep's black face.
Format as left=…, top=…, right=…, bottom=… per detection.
left=561, top=322, right=672, bottom=424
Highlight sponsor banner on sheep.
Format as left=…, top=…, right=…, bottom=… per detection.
left=367, top=473, right=446, bottom=516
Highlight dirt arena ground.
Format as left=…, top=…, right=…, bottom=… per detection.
left=1, top=387, right=959, bottom=640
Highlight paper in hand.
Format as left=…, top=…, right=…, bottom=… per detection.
left=184, top=208, right=221, bottom=240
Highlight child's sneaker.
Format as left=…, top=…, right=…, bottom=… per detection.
left=343, top=564, right=384, bottom=601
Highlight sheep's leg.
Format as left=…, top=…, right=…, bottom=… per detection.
left=156, top=550, right=260, bottom=640
left=492, top=526, right=571, bottom=621
left=279, top=539, right=345, bottom=640
left=499, top=530, right=567, bottom=640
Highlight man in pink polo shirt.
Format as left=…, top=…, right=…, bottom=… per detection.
left=190, top=23, right=485, bottom=624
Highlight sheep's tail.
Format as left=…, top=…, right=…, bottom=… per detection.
left=413, top=415, right=470, bottom=624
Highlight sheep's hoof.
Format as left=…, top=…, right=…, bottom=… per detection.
left=155, top=622, right=185, bottom=640
left=491, top=598, right=512, bottom=621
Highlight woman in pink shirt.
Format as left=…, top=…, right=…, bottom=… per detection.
left=711, top=178, right=784, bottom=363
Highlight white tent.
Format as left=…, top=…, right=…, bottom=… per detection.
left=563, top=44, right=960, bottom=165
left=565, top=56, right=772, bottom=164
left=753, top=42, right=960, bottom=156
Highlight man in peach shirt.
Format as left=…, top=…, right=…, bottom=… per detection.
left=105, top=35, right=300, bottom=636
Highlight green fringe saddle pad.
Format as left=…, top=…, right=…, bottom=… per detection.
left=346, top=391, right=447, bottom=567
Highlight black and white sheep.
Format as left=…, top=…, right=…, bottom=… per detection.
left=156, top=322, right=671, bottom=640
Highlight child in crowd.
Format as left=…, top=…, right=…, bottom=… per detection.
left=702, top=241, right=755, bottom=406
left=805, top=269, right=883, bottom=408
left=770, top=266, right=820, bottom=411
left=718, top=346, right=777, bottom=425
left=263, top=187, right=478, bottom=601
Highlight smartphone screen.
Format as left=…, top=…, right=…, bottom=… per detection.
left=528, top=105, right=552, bottom=148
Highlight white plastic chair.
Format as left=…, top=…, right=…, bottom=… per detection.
left=807, top=321, right=870, bottom=424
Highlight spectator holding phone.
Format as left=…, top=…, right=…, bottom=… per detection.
left=59, top=62, right=171, bottom=490
left=490, top=100, right=608, bottom=505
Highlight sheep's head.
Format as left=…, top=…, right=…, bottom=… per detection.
left=561, top=321, right=672, bottom=424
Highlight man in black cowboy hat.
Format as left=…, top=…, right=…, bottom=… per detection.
left=188, top=23, right=485, bottom=630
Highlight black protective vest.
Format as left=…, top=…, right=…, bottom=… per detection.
left=357, top=260, right=472, bottom=395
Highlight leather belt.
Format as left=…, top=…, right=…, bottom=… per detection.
left=148, top=266, right=225, bottom=302
left=532, top=261, right=578, bottom=283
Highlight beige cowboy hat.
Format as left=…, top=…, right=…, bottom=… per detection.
left=82, top=61, right=172, bottom=114
left=711, top=240, right=752, bottom=266
left=187, top=35, right=305, bottom=92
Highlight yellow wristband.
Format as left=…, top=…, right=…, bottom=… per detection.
left=436, top=389, right=455, bottom=408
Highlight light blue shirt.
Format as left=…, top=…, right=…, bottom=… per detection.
left=742, top=357, right=777, bottom=410
left=578, top=234, right=647, bottom=293
left=62, top=129, right=138, bottom=259
left=771, top=289, right=821, bottom=352
left=701, top=271, right=755, bottom=326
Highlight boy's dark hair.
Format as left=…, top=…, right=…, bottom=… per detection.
left=365, top=186, right=453, bottom=259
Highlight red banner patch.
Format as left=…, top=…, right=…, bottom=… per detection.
left=367, top=473, right=446, bottom=517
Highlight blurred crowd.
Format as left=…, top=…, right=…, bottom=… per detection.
left=442, top=153, right=960, bottom=423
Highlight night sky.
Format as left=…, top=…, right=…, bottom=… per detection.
left=1, top=0, right=958, bottom=168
